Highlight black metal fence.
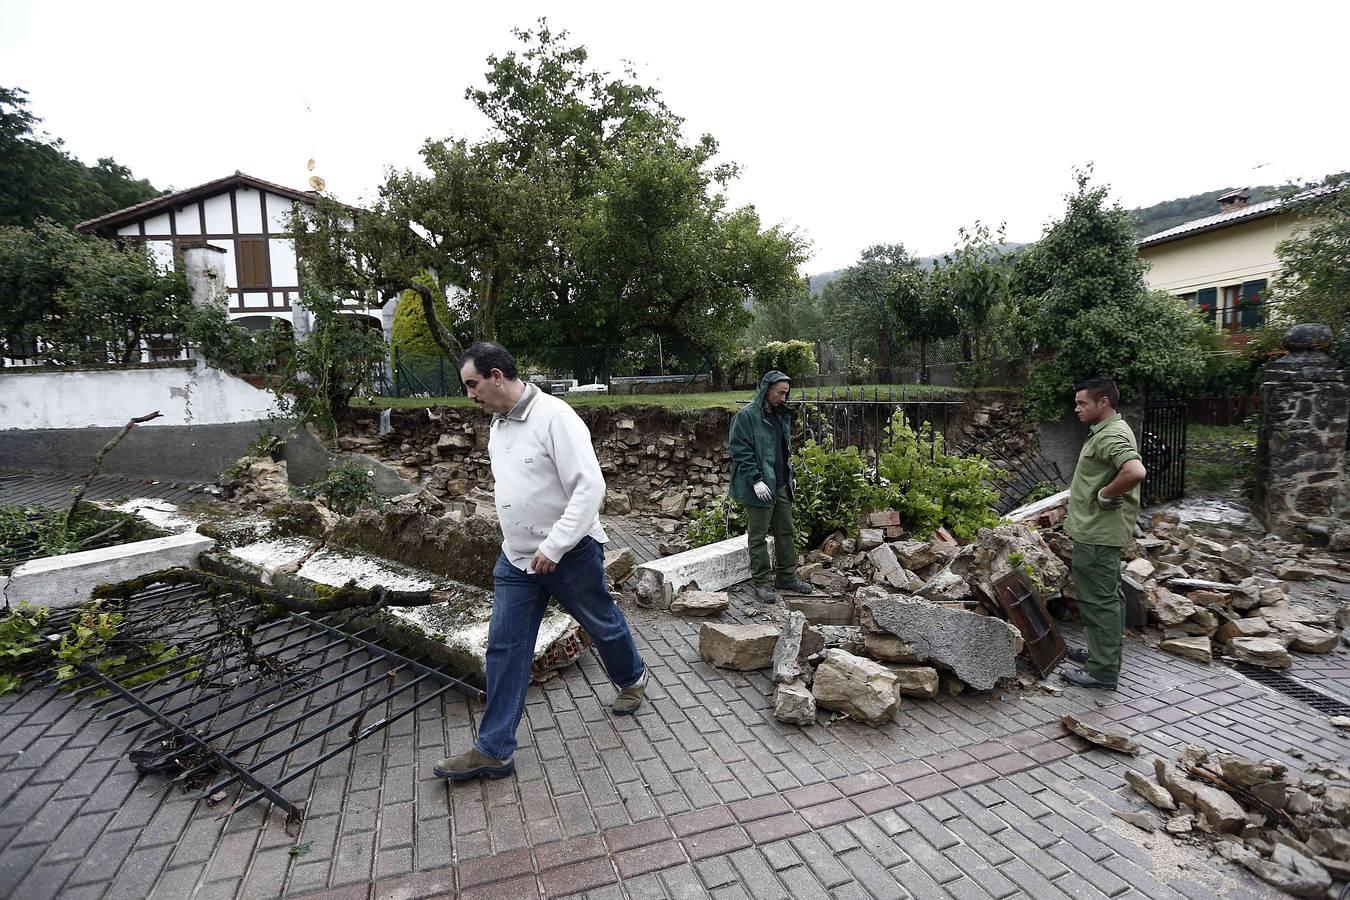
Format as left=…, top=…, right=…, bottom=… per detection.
left=787, top=385, right=963, bottom=464
left=1142, top=397, right=1188, bottom=505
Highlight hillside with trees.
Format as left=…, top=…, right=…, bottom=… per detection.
left=1, top=86, right=162, bottom=228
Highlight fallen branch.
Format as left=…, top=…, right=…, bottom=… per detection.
left=66, top=411, right=163, bottom=532
left=90, top=566, right=466, bottom=614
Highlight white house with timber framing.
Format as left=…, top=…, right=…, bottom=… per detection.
left=76, top=172, right=392, bottom=341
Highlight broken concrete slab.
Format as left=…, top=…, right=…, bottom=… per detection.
left=1226, top=636, right=1294, bottom=668
left=886, top=665, right=939, bottom=699
left=7, top=532, right=216, bottom=609
left=1216, top=617, right=1271, bottom=642
left=1149, top=589, right=1196, bottom=626
left=670, top=590, right=730, bottom=617
left=1061, top=714, right=1140, bottom=754
left=890, top=540, right=938, bottom=571
left=785, top=595, right=854, bottom=625
left=772, top=612, right=810, bottom=684
left=699, top=623, right=779, bottom=671
left=1288, top=624, right=1339, bottom=654
left=1126, top=768, right=1178, bottom=811
left=1161, top=636, right=1213, bottom=664
left=812, top=649, right=900, bottom=726
left=948, top=524, right=1069, bottom=609
left=1191, top=784, right=1247, bottom=834
left=1155, top=759, right=1204, bottom=807
left=862, top=632, right=921, bottom=664
left=604, top=546, right=637, bottom=585
left=773, top=679, right=816, bottom=725
left=635, top=533, right=776, bottom=608
left=860, top=596, right=1021, bottom=691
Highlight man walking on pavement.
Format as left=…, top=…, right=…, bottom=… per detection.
left=729, top=370, right=814, bottom=604
left=436, top=342, right=648, bottom=781
left=1061, top=376, right=1147, bottom=690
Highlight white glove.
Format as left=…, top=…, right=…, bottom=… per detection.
left=753, top=480, right=773, bottom=502
left=1097, top=489, right=1124, bottom=509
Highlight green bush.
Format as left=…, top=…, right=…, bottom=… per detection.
left=295, top=462, right=382, bottom=516
left=389, top=275, right=456, bottom=365
left=688, top=420, right=1001, bottom=549
left=871, top=414, right=1001, bottom=541
left=687, top=494, right=747, bottom=547
left=752, top=340, right=817, bottom=379
left=791, top=442, right=874, bottom=547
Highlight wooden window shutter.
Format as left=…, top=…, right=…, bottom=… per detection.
left=238, top=239, right=270, bottom=289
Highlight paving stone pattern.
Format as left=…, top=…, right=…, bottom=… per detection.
left=0, top=504, right=1345, bottom=898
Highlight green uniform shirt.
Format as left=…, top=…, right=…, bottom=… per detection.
left=1065, top=414, right=1141, bottom=547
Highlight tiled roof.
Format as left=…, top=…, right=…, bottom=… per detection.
left=1137, top=184, right=1339, bottom=249
left=76, top=171, right=358, bottom=234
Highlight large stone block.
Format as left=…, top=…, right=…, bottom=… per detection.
left=785, top=595, right=854, bottom=625
left=699, top=623, right=779, bottom=671
left=812, top=649, right=899, bottom=726
left=860, top=596, right=1021, bottom=691
left=773, top=679, right=816, bottom=725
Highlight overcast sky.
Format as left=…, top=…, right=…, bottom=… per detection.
left=4, top=0, right=1347, bottom=272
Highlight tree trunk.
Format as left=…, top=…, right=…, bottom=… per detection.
left=961, top=332, right=972, bottom=363
left=475, top=261, right=505, bottom=342
left=919, top=339, right=930, bottom=385
left=409, top=282, right=462, bottom=361
left=877, top=326, right=890, bottom=377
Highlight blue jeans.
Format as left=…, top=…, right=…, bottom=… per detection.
left=475, top=537, right=646, bottom=760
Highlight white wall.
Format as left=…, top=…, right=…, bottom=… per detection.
left=0, top=362, right=286, bottom=429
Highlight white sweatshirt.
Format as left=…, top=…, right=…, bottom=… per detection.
left=489, top=384, right=608, bottom=571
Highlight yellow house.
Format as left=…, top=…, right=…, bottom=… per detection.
left=1137, top=186, right=1332, bottom=334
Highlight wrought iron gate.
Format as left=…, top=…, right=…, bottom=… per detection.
left=1141, top=397, right=1188, bottom=506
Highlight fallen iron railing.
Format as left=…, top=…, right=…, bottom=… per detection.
left=48, top=575, right=482, bottom=824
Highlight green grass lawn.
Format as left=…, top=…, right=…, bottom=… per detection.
left=1186, top=423, right=1258, bottom=496
left=355, top=383, right=1015, bottom=412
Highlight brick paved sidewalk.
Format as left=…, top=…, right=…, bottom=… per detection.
left=0, top=505, right=1345, bottom=898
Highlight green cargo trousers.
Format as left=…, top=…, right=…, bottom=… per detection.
left=1071, top=541, right=1125, bottom=682
left=747, top=486, right=797, bottom=587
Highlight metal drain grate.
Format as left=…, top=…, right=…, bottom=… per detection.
left=1235, top=663, right=1350, bottom=717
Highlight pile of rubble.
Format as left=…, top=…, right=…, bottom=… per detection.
left=688, top=512, right=1069, bottom=726
left=1083, top=726, right=1350, bottom=896
left=1026, top=506, right=1348, bottom=670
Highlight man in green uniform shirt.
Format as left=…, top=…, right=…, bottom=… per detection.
left=1061, top=376, right=1147, bottom=690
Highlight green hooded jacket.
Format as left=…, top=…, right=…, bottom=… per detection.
left=729, top=371, right=795, bottom=508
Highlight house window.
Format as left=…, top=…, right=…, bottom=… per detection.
left=237, top=238, right=271, bottom=289
left=1196, top=287, right=1217, bottom=325
left=1219, top=279, right=1267, bottom=331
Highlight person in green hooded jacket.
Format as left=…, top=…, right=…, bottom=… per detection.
left=729, top=371, right=814, bottom=604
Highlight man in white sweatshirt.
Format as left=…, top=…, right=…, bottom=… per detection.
left=435, top=342, right=648, bottom=781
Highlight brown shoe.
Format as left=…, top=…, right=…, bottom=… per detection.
left=433, top=747, right=514, bottom=781
left=612, top=669, right=648, bottom=716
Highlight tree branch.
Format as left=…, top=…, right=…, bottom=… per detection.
left=66, top=411, right=162, bottom=532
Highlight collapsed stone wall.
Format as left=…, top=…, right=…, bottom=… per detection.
left=340, top=393, right=1030, bottom=516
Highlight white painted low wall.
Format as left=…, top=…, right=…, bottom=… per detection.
left=0, top=361, right=285, bottom=429
left=3, top=533, right=216, bottom=609
left=635, top=533, right=777, bottom=607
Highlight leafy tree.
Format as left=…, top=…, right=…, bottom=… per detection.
left=894, top=263, right=960, bottom=384
left=934, top=221, right=1011, bottom=364
left=1266, top=173, right=1350, bottom=364
left=746, top=276, right=820, bottom=345
left=0, top=220, right=186, bottom=364
left=292, top=23, right=804, bottom=384
left=1015, top=169, right=1208, bottom=419
left=751, top=340, right=816, bottom=379
left=0, top=86, right=160, bottom=227
left=835, top=243, right=921, bottom=372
